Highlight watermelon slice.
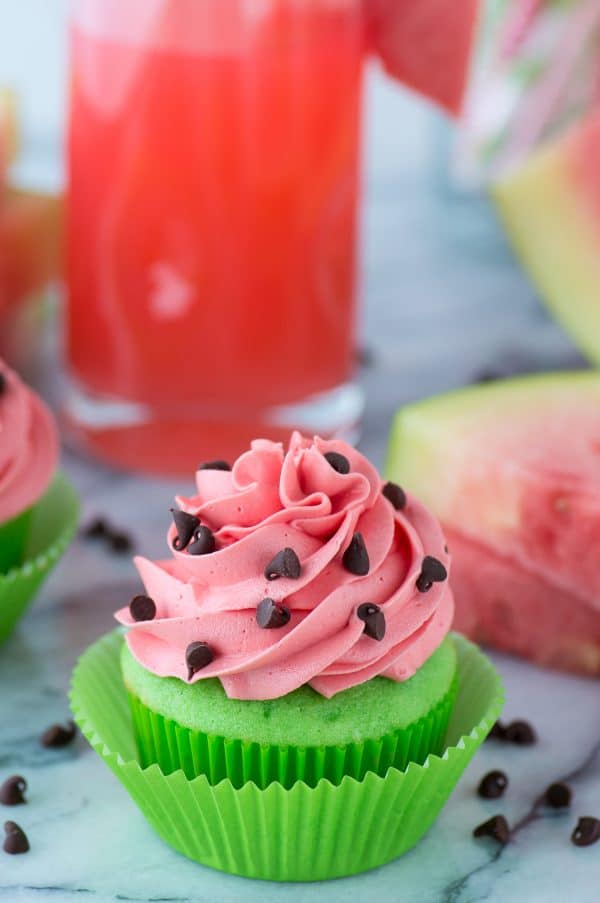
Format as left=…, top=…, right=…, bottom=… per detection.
left=364, top=0, right=480, bottom=115
left=494, top=111, right=600, bottom=366
left=386, top=373, right=600, bottom=676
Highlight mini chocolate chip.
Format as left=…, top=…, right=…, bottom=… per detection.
left=40, top=721, right=77, bottom=748
left=477, top=770, right=508, bottom=800
left=0, top=372, right=6, bottom=396
left=265, top=548, right=301, bottom=580
left=109, top=531, right=133, bottom=554
left=486, top=720, right=507, bottom=741
left=185, top=642, right=214, bottom=680
left=504, top=720, right=537, bottom=745
left=171, top=509, right=200, bottom=551
left=571, top=816, right=600, bottom=847
left=129, top=595, right=156, bottom=622
left=256, top=598, right=291, bottom=629
left=198, top=460, right=231, bottom=471
left=323, top=451, right=350, bottom=475
left=82, top=517, right=108, bottom=539
left=357, top=603, right=386, bottom=641
left=342, top=532, right=370, bottom=576
left=382, top=481, right=406, bottom=510
left=188, top=525, right=216, bottom=556
left=3, top=821, right=29, bottom=854
left=545, top=782, right=572, bottom=809
left=416, top=555, right=448, bottom=593
left=473, top=814, right=510, bottom=845
left=0, top=776, right=27, bottom=807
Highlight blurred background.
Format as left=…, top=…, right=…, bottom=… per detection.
left=1, top=0, right=586, bottom=476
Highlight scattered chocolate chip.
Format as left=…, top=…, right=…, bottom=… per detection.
left=0, top=372, right=6, bottom=396
left=188, top=525, right=216, bottom=556
left=0, top=777, right=27, bottom=807
left=571, top=816, right=600, bottom=847
left=357, top=603, right=386, bottom=641
left=256, top=598, right=291, bottom=629
left=342, top=532, right=370, bottom=576
left=477, top=770, right=508, bottom=800
left=198, top=460, right=231, bottom=471
left=416, top=555, right=448, bottom=593
left=82, top=517, right=108, bottom=539
left=544, top=782, right=572, bottom=809
left=504, top=720, right=537, bottom=746
left=323, top=451, right=350, bottom=475
left=40, top=721, right=77, bottom=749
left=355, top=347, right=375, bottom=368
left=171, top=509, right=200, bottom=551
left=382, top=481, right=406, bottom=511
left=129, top=595, right=156, bottom=622
left=109, top=531, right=133, bottom=554
left=185, top=642, right=214, bottom=680
left=265, top=548, right=301, bottom=580
left=473, top=814, right=510, bottom=845
left=444, top=544, right=449, bottom=554
left=486, top=720, right=507, bottom=741
left=3, top=821, right=29, bottom=855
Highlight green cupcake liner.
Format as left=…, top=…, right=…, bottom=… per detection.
left=126, top=673, right=458, bottom=790
left=71, top=630, right=503, bottom=882
left=0, top=473, right=79, bottom=645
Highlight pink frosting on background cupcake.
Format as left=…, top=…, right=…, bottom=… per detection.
left=116, top=433, right=454, bottom=700
left=0, top=360, right=59, bottom=524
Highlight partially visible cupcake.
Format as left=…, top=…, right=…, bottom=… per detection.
left=0, top=360, right=59, bottom=573
left=116, top=432, right=457, bottom=790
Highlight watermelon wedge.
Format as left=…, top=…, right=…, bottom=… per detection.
left=386, top=373, right=600, bottom=676
left=364, top=0, right=480, bottom=115
left=494, top=111, right=600, bottom=366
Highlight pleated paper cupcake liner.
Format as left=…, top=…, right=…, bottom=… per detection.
left=71, top=630, right=503, bottom=882
left=0, top=473, right=79, bottom=644
left=126, top=671, right=458, bottom=789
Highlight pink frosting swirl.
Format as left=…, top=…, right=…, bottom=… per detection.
left=0, top=360, right=59, bottom=524
left=116, top=433, right=454, bottom=700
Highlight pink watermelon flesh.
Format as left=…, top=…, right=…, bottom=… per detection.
left=386, top=374, right=600, bottom=677
left=364, top=0, right=479, bottom=115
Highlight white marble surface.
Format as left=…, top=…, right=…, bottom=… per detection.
left=2, top=5, right=600, bottom=901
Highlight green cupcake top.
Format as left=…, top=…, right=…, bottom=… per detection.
left=122, top=635, right=457, bottom=747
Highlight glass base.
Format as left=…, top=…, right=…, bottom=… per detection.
left=62, top=379, right=365, bottom=477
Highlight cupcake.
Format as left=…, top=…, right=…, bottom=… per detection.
left=73, top=433, right=503, bottom=880
left=0, top=359, right=79, bottom=643
left=116, top=433, right=457, bottom=788
left=0, top=360, right=59, bottom=572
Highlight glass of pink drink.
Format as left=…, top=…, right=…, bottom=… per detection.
left=67, top=0, right=365, bottom=475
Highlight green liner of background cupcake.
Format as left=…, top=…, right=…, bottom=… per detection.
left=0, top=362, right=79, bottom=644
left=71, top=436, right=503, bottom=880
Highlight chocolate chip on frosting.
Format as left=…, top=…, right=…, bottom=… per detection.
left=171, top=509, right=200, bottom=551
left=256, top=598, right=291, bottom=629
left=416, top=555, right=447, bottom=593
left=185, top=642, right=214, bottom=680
left=357, top=603, right=386, bottom=641
left=342, top=532, right=370, bottom=576
left=0, top=776, right=27, bottom=807
left=323, top=451, right=350, bottom=475
left=382, top=481, right=406, bottom=511
left=129, top=594, right=156, bottom=622
left=544, top=782, right=572, bottom=809
left=265, top=548, right=301, bottom=580
left=504, top=720, right=537, bottom=745
left=198, top=459, right=231, bottom=471
left=3, top=821, right=29, bottom=855
left=477, top=770, right=508, bottom=800
left=188, top=525, right=216, bottom=556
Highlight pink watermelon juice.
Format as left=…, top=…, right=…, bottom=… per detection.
left=67, top=1, right=364, bottom=472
